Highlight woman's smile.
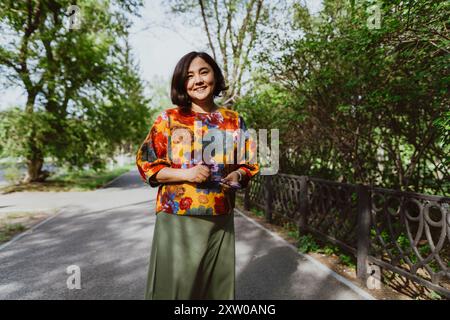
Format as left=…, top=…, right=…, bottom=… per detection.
left=194, top=86, right=207, bottom=92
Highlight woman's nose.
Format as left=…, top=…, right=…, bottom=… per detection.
left=194, top=75, right=203, bottom=84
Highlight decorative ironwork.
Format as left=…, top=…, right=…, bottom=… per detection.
left=306, top=178, right=359, bottom=248
left=369, top=188, right=450, bottom=294
left=239, top=173, right=450, bottom=298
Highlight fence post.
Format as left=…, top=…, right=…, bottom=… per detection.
left=298, top=175, right=309, bottom=234
left=356, top=184, right=371, bottom=283
left=244, top=181, right=251, bottom=211
left=264, top=175, right=273, bottom=223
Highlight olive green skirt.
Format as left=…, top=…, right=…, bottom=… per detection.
left=144, top=211, right=235, bottom=300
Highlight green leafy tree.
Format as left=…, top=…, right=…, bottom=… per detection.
left=253, top=0, right=449, bottom=195
left=0, top=0, right=150, bottom=182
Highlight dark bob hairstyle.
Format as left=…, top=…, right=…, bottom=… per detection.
left=171, top=51, right=228, bottom=111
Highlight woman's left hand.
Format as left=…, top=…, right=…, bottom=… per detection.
left=221, top=171, right=240, bottom=190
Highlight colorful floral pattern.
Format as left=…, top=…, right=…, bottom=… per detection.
left=136, top=106, right=260, bottom=216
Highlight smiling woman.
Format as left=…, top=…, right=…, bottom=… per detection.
left=170, top=52, right=228, bottom=113
left=136, top=51, right=259, bottom=300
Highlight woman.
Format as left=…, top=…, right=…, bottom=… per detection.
left=136, top=51, right=259, bottom=300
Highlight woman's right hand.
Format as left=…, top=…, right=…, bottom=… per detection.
left=185, top=164, right=211, bottom=183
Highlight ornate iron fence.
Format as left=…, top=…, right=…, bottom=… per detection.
left=238, top=173, right=450, bottom=298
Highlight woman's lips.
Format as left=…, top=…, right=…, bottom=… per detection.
left=195, top=86, right=207, bottom=92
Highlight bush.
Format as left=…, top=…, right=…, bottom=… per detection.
left=297, top=234, right=320, bottom=253
left=3, top=166, right=23, bottom=184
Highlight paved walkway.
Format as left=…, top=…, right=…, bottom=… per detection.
left=0, top=169, right=374, bottom=299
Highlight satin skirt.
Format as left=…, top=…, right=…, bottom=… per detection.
left=144, top=211, right=235, bottom=300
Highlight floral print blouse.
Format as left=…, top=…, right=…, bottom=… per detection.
left=136, top=106, right=260, bottom=216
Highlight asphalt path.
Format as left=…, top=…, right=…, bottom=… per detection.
left=0, top=169, right=374, bottom=300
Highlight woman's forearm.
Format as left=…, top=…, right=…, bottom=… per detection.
left=152, top=166, right=243, bottom=185
left=153, top=167, right=190, bottom=184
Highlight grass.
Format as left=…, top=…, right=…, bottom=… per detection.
left=0, top=211, right=56, bottom=244
left=296, top=234, right=357, bottom=268
left=250, top=207, right=265, bottom=218
left=0, top=164, right=134, bottom=194
left=0, top=223, right=26, bottom=243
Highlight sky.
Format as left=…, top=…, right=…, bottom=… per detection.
left=0, top=0, right=323, bottom=111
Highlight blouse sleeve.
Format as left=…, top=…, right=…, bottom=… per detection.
left=136, top=111, right=172, bottom=188
left=236, top=115, right=260, bottom=189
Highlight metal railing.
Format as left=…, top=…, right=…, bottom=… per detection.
left=239, top=173, right=450, bottom=298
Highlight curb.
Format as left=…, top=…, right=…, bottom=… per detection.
left=0, top=208, right=62, bottom=252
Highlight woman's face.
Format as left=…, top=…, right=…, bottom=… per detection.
left=185, top=57, right=215, bottom=103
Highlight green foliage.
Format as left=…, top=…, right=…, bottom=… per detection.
left=297, top=234, right=320, bottom=253
left=372, top=228, right=446, bottom=274
left=287, top=229, right=300, bottom=239
left=298, top=237, right=357, bottom=269
left=0, top=223, right=26, bottom=243
left=317, top=245, right=340, bottom=256
left=428, top=291, right=442, bottom=300
left=3, top=165, right=22, bottom=184
left=434, top=111, right=450, bottom=145
left=284, top=221, right=300, bottom=239
left=338, top=254, right=356, bottom=268
left=253, top=0, right=449, bottom=195
left=48, top=165, right=134, bottom=190
left=251, top=208, right=265, bottom=217
left=433, top=110, right=450, bottom=170
left=0, top=0, right=150, bottom=181
left=0, top=109, right=55, bottom=160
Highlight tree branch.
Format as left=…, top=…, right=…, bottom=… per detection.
left=198, top=0, right=217, bottom=60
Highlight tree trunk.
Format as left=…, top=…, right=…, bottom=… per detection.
left=23, top=154, right=49, bottom=183
left=23, top=146, right=49, bottom=183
